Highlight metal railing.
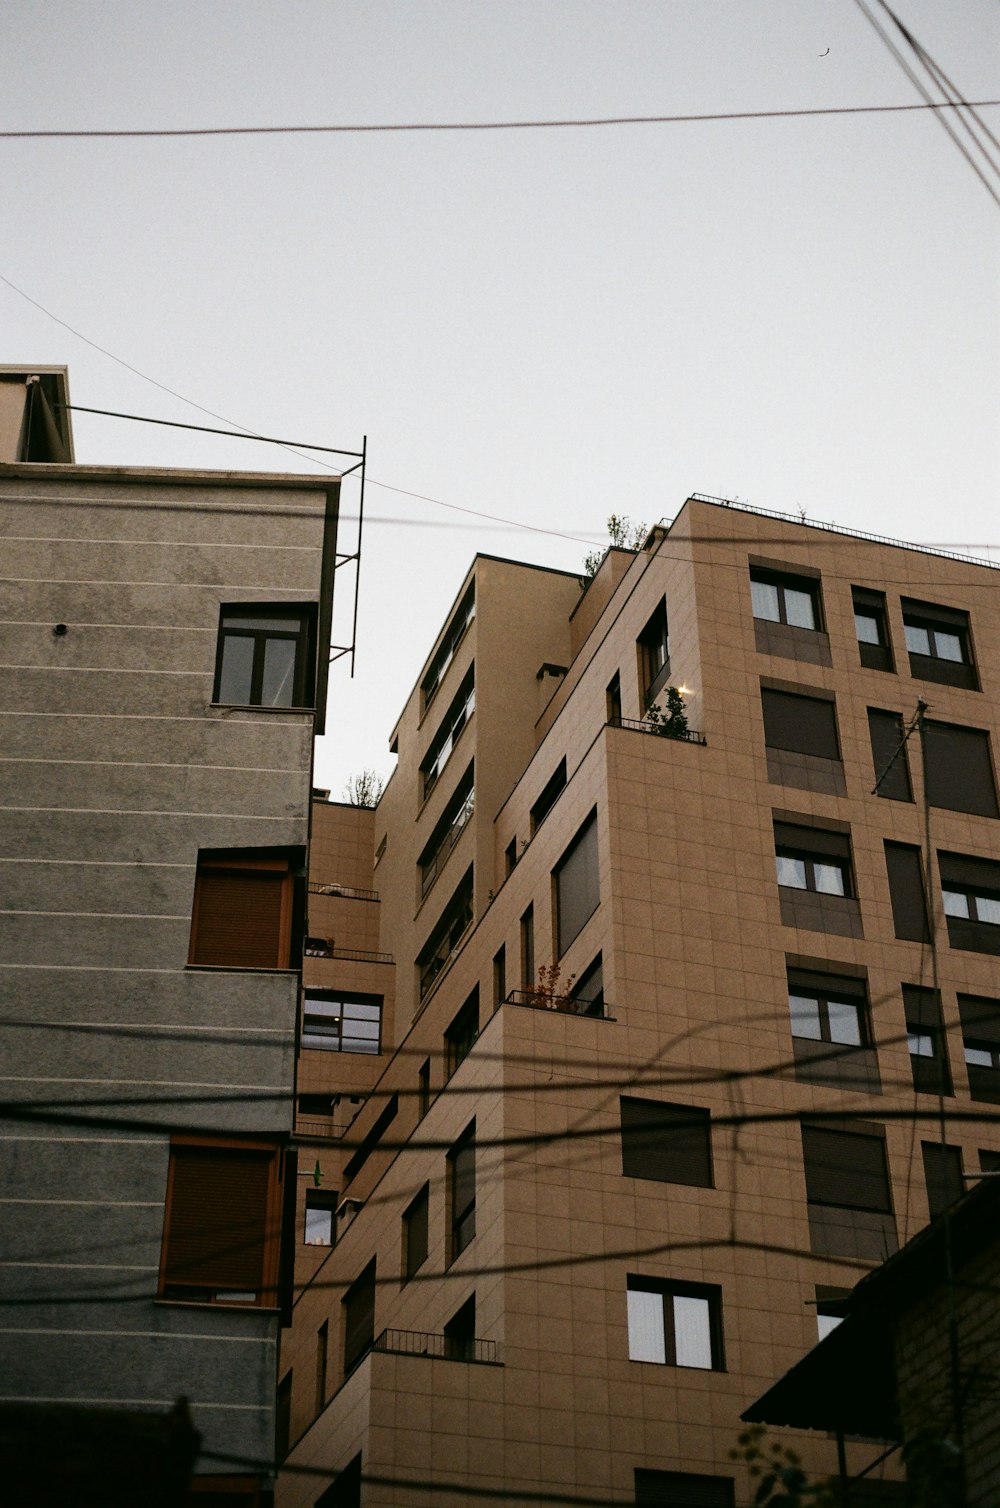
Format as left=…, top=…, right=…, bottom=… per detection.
left=294, top=1112, right=360, bottom=1141
left=420, top=789, right=475, bottom=897
left=503, top=988, right=608, bottom=1020
left=609, top=715, right=706, bottom=745
left=304, top=940, right=394, bottom=964
left=309, top=882, right=380, bottom=903
left=372, top=1328, right=498, bottom=1364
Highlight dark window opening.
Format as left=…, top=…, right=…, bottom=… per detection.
left=443, top=1293, right=476, bottom=1361
left=493, top=946, right=506, bottom=1009
left=852, top=587, right=894, bottom=673
left=520, top=905, right=534, bottom=989
left=342, top=1260, right=376, bottom=1373
left=531, top=758, right=568, bottom=833
left=342, top=1094, right=399, bottom=1183
left=868, top=709, right=913, bottom=802
left=922, top=721, right=998, bottom=818
left=448, top=1121, right=476, bottom=1263
left=315, top=1454, right=362, bottom=1508
left=801, top=1124, right=892, bottom=1214
left=418, top=1058, right=431, bottom=1119
left=555, top=808, right=600, bottom=956
left=275, top=1372, right=292, bottom=1463
left=634, top=1469, right=735, bottom=1507
left=419, top=762, right=475, bottom=897
left=884, top=842, right=930, bottom=943
left=213, top=604, right=316, bottom=709
left=761, top=687, right=840, bottom=760
left=607, top=671, right=622, bottom=724
left=638, top=600, right=670, bottom=704
left=422, top=584, right=475, bottom=711
left=904, top=985, right=951, bottom=1096
left=445, top=989, right=480, bottom=1078
left=570, top=953, right=605, bottom=1016
left=316, top=1319, right=329, bottom=1413
left=620, top=1098, right=712, bottom=1187
left=902, top=598, right=977, bottom=690
left=403, top=1183, right=429, bottom=1281
left=922, top=1141, right=964, bottom=1219
left=422, top=667, right=475, bottom=798
left=505, top=838, right=518, bottom=876
left=418, top=868, right=473, bottom=998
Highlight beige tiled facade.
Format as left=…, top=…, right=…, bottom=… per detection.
left=282, top=500, right=1000, bottom=1505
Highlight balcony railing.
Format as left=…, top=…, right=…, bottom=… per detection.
left=372, top=1328, right=499, bottom=1365
left=303, top=940, right=394, bottom=964
left=609, top=715, right=706, bottom=745
left=503, top=988, right=608, bottom=1019
left=309, top=882, right=380, bottom=903
left=294, top=1112, right=360, bottom=1141
left=421, top=789, right=475, bottom=898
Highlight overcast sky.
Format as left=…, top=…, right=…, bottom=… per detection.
left=3, top=1, right=998, bottom=796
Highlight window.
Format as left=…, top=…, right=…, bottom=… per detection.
left=958, top=996, right=1000, bottom=1103
left=402, top=1182, right=429, bottom=1282
left=922, top=721, right=998, bottom=818
left=940, top=851, right=1000, bottom=956
left=787, top=965, right=878, bottom=1092
left=634, top=1469, right=734, bottom=1507
left=342, top=1260, right=376, bottom=1373
left=159, top=1137, right=283, bottom=1306
left=315, top=1455, right=362, bottom=1508
left=302, top=991, right=382, bottom=1054
left=298, top=1093, right=337, bottom=1118
left=815, top=1286, right=850, bottom=1341
left=342, top=1094, right=399, bottom=1183
left=530, top=758, right=567, bottom=833
left=445, top=989, right=479, bottom=1078
left=448, top=1121, right=476, bottom=1263
left=902, top=598, right=977, bottom=690
left=626, top=1277, right=723, bottom=1370
left=868, top=709, right=913, bottom=801
left=607, top=671, right=622, bottom=724
left=922, top=1142, right=964, bottom=1219
left=213, top=604, right=316, bottom=708
left=638, top=599, right=670, bottom=703
left=620, top=1098, right=712, bottom=1187
left=904, top=985, right=951, bottom=1096
left=775, top=822, right=851, bottom=896
left=801, top=1122, right=896, bottom=1260
left=188, top=850, right=297, bottom=969
left=761, top=687, right=840, bottom=760
left=422, top=583, right=475, bottom=711
left=316, top=1320, right=329, bottom=1413
left=493, top=945, right=506, bottom=1009
left=275, top=1371, right=292, bottom=1463
left=422, top=666, right=475, bottom=798
left=419, top=763, right=474, bottom=897
left=505, top=838, right=518, bottom=876
left=418, top=868, right=473, bottom=998
left=570, top=953, right=605, bottom=1017
left=884, top=841, right=930, bottom=943
left=520, top=904, right=534, bottom=989
left=443, top=1293, right=476, bottom=1361
left=554, top=808, right=600, bottom=956
left=852, top=587, right=894, bottom=673
left=305, top=1190, right=338, bottom=1247
left=750, top=567, right=820, bottom=629
left=418, top=1058, right=431, bottom=1119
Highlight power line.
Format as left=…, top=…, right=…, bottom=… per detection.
left=1, top=98, right=997, bottom=140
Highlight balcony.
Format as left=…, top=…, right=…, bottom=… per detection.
left=372, top=1328, right=499, bottom=1365
left=303, top=939, right=393, bottom=965
left=309, top=882, right=380, bottom=903
left=502, top=988, right=610, bottom=1020
left=608, top=715, right=706, bottom=745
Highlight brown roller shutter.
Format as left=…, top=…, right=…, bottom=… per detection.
left=939, top=850, right=1000, bottom=892
left=620, top=1097, right=713, bottom=1187
left=923, top=722, right=999, bottom=818
left=868, top=709, right=913, bottom=801
left=162, top=1143, right=274, bottom=1294
left=762, top=689, right=839, bottom=758
left=634, top=1470, right=735, bottom=1507
left=190, top=863, right=289, bottom=968
left=884, top=842, right=930, bottom=942
left=555, top=809, right=600, bottom=956
left=343, top=1261, right=376, bottom=1373
left=801, top=1125, right=891, bottom=1213
left=774, top=821, right=850, bottom=860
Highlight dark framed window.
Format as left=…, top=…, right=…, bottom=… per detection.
left=445, top=989, right=480, bottom=1078
left=815, top=1286, right=850, bottom=1341
left=505, top=837, right=518, bottom=876
left=940, top=851, right=1000, bottom=956
left=520, top=904, right=534, bottom=989
left=315, top=1454, right=361, bottom=1508
left=634, top=1469, right=735, bottom=1507
left=554, top=808, right=600, bottom=956
left=626, top=1277, right=724, bottom=1370
left=422, top=667, right=475, bottom=798
left=531, top=758, right=567, bottom=833
left=316, top=1320, right=329, bottom=1413
left=418, top=1058, right=431, bottom=1119
left=422, top=583, right=475, bottom=711
left=884, top=841, right=930, bottom=942
left=922, top=1142, right=964, bottom=1219
left=188, top=850, right=298, bottom=970
left=868, top=709, right=913, bottom=802
left=750, top=569, right=820, bottom=630
left=275, top=1372, right=292, bottom=1463
left=448, top=1121, right=476, bottom=1263
left=904, top=985, right=951, bottom=1096
left=342, top=1094, right=399, bottom=1183
left=403, top=1182, right=429, bottom=1281
left=302, top=991, right=382, bottom=1054
left=787, top=965, right=878, bottom=1092
left=958, top=996, right=1000, bottom=1103
left=570, top=953, right=605, bottom=1017
left=607, top=671, right=622, bottom=724
left=922, top=721, right=998, bottom=818
left=761, top=687, right=840, bottom=759
left=418, top=868, right=473, bottom=999
left=902, top=598, right=978, bottom=690
left=419, top=762, right=474, bottom=898
left=493, top=945, right=506, bottom=1009
left=852, top=587, right=894, bottom=673
left=620, top=1098, right=712, bottom=1187
left=159, top=1136, right=284, bottom=1306
left=342, top=1260, right=376, bottom=1373
left=305, top=1190, right=338, bottom=1247
left=801, top=1124, right=892, bottom=1214
left=298, top=1093, right=337, bottom=1118
left=443, top=1293, right=476, bottom=1361
left=774, top=821, right=851, bottom=897
left=638, top=600, right=670, bottom=703
left=213, top=604, right=316, bottom=708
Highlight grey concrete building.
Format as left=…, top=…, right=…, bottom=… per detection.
left=0, top=366, right=340, bottom=1503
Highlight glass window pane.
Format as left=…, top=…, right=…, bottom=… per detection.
left=827, top=999, right=861, bottom=1046
left=305, top=1203, right=334, bottom=1245
left=965, top=1045, right=993, bottom=1068
left=784, top=587, right=816, bottom=630
left=934, top=631, right=963, bottom=663
left=217, top=635, right=255, bottom=703
left=261, top=637, right=297, bottom=706
left=673, top=1295, right=713, bottom=1369
left=943, top=890, right=969, bottom=918
left=855, top=612, right=880, bottom=645
left=225, top=616, right=303, bottom=633
left=627, top=1290, right=666, bottom=1363
left=905, top=624, right=930, bottom=655
left=813, top=862, right=845, bottom=896
left=776, top=856, right=807, bottom=889
left=751, top=579, right=781, bottom=622
left=817, top=1312, right=843, bottom=1340
left=789, top=994, right=823, bottom=1040
left=908, top=1032, right=934, bottom=1058
left=976, top=895, right=1000, bottom=925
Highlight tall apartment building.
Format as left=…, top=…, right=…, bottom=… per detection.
left=279, top=495, right=1000, bottom=1507
left=0, top=365, right=340, bottom=1503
